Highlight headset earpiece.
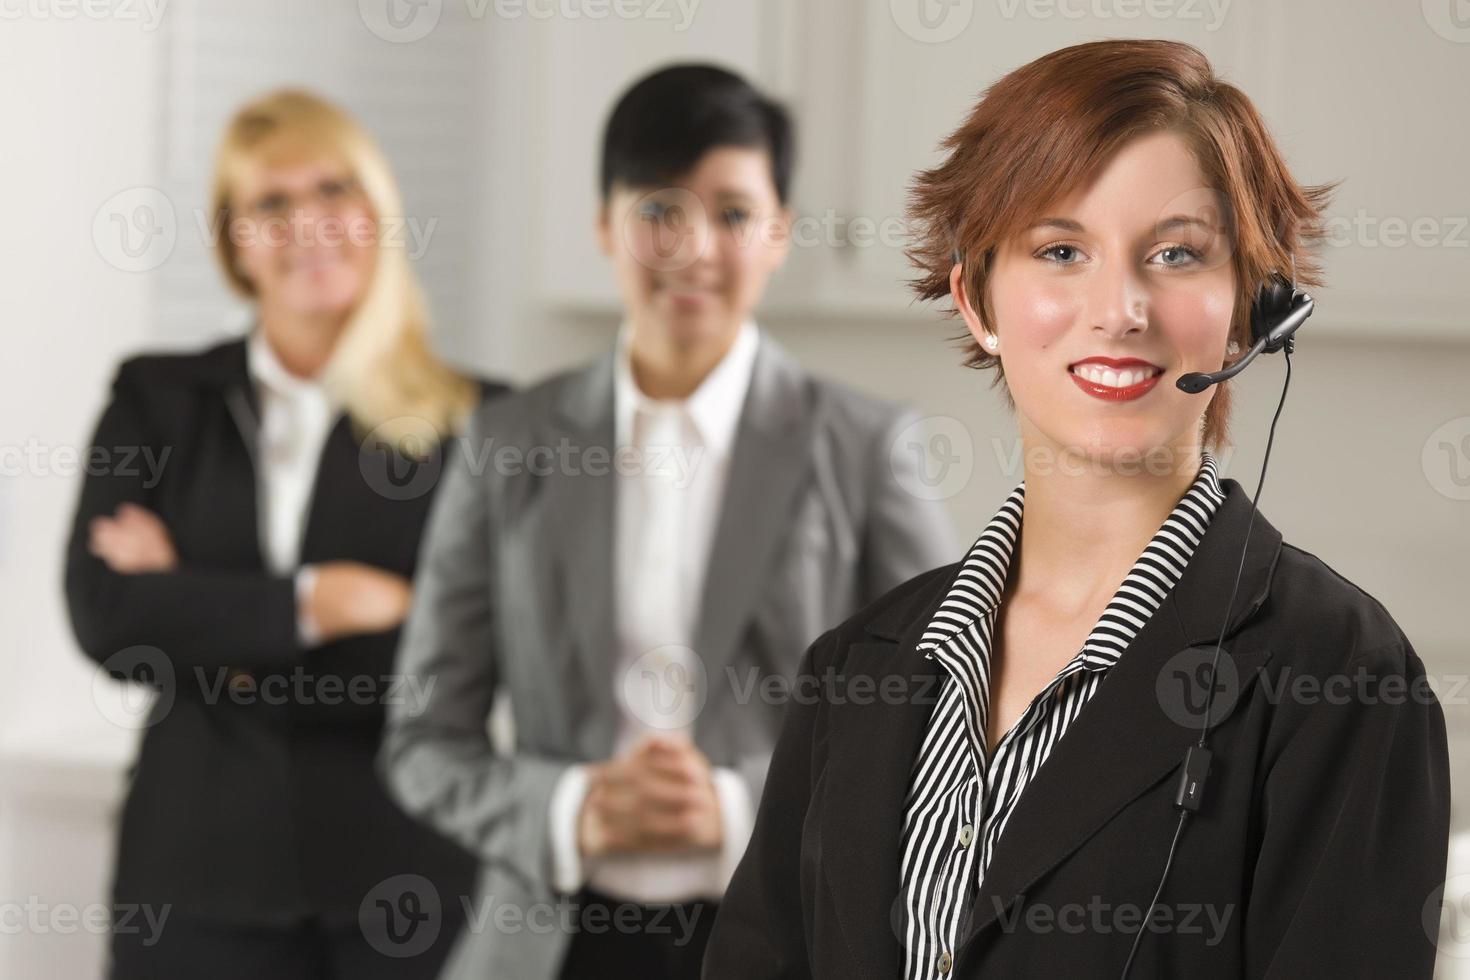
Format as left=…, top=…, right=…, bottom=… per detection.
left=1249, top=273, right=1308, bottom=354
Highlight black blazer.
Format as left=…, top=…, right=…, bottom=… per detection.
left=703, top=476, right=1453, bottom=979
left=64, top=337, right=501, bottom=926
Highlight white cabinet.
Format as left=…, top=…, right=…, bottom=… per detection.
left=532, top=0, right=1469, bottom=340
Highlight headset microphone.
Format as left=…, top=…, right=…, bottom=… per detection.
left=1176, top=275, right=1313, bottom=393
left=1119, top=270, right=1309, bottom=980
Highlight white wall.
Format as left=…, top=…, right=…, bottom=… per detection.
left=0, top=9, right=166, bottom=977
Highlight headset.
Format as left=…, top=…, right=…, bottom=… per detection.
left=1118, top=269, right=1312, bottom=979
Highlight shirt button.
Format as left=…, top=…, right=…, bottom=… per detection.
left=937, top=951, right=953, bottom=974
left=958, top=824, right=974, bottom=847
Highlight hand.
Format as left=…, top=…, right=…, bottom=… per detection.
left=578, top=734, right=724, bottom=859
left=305, top=561, right=413, bottom=642
left=88, top=502, right=179, bottom=573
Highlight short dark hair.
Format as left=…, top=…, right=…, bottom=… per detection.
left=599, top=63, right=793, bottom=204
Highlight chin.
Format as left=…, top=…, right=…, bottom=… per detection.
left=657, top=306, right=734, bottom=350
left=285, top=278, right=363, bottom=318
left=1047, top=423, right=1187, bottom=470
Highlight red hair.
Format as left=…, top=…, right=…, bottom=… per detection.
left=907, top=39, right=1337, bottom=452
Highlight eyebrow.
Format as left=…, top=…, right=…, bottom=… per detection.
left=1026, top=214, right=1217, bottom=234
left=636, top=187, right=757, bottom=203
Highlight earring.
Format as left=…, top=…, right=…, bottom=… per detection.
left=1227, top=339, right=1241, bottom=356
left=984, top=333, right=999, bottom=351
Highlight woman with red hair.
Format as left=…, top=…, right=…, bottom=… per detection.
left=703, top=39, right=1450, bottom=979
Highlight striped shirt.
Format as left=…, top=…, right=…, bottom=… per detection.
left=897, top=452, right=1226, bottom=978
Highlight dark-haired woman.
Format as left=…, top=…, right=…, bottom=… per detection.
left=378, top=62, right=956, bottom=980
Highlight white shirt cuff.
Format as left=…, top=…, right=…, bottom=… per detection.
left=549, top=763, right=592, bottom=895
left=294, top=564, right=322, bottom=648
left=711, top=765, right=756, bottom=896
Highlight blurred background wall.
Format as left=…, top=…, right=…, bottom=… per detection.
left=1, top=0, right=1467, bottom=974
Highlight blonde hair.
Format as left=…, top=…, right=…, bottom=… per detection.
left=210, top=88, right=477, bottom=453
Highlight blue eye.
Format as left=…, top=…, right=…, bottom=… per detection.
left=1037, top=244, right=1082, bottom=264
left=1152, top=244, right=1203, bottom=267
left=722, top=207, right=750, bottom=227
left=639, top=200, right=671, bottom=221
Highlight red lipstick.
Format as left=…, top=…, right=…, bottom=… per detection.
left=1068, top=356, right=1164, bottom=402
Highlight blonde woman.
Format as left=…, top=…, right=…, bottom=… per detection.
left=65, top=89, right=497, bottom=978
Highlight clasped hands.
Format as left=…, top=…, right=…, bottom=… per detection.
left=578, top=733, right=725, bottom=859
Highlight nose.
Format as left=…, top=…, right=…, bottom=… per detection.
left=1088, top=259, right=1149, bottom=339
left=289, top=195, right=329, bottom=243
left=678, top=200, right=724, bottom=272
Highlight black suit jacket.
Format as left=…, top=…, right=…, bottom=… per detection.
left=64, top=337, right=501, bottom=926
left=703, top=476, right=1453, bottom=979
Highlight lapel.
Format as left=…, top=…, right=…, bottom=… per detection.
left=200, top=337, right=269, bottom=571
left=546, top=337, right=820, bottom=747
left=548, top=349, right=621, bottom=744
left=819, top=475, right=1284, bottom=973
left=209, top=338, right=260, bottom=460
left=206, top=335, right=363, bottom=573
left=690, top=337, right=818, bottom=705
left=820, top=580, right=951, bottom=976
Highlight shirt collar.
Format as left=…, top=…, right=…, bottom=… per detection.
left=613, top=319, right=760, bottom=456
left=917, top=451, right=1226, bottom=672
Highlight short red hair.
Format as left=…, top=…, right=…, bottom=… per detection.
left=907, top=38, right=1336, bottom=453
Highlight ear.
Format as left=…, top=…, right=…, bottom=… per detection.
left=766, top=205, right=794, bottom=271
left=595, top=199, right=614, bottom=258
left=949, top=262, right=992, bottom=347
left=229, top=246, right=259, bottom=296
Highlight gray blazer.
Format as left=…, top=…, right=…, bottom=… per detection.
left=378, top=334, right=957, bottom=980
